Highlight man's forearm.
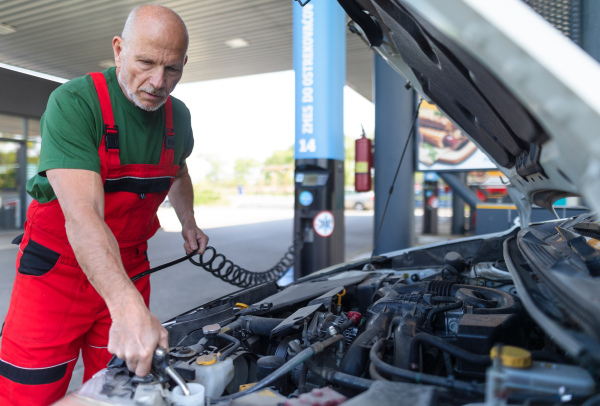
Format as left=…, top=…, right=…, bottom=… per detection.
left=47, top=169, right=141, bottom=312
left=65, top=211, right=142, bottom=313
left=167, top=165, right=209, bottom=254
left=168, top=165, right=196, bottom=226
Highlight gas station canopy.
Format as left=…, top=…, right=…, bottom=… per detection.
left=0, top=0, right=373, bottom=99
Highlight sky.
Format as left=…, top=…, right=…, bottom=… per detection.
left=172, top=70, right=375, bottom=182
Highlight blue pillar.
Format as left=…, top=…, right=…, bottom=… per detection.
left=582, top=0, right=600, bottom=63
left=293, top=1, right=346, bottom=278
left=373, top=54, right=416, bottom=254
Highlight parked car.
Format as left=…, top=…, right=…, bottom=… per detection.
left=468, top=170, right=511, bottom=203
left=345, top=189, right=374, bottom=210
left=60, top=1, right=600, bottom=405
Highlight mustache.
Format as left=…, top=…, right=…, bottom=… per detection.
left=139, top=86, right=167, bottom=97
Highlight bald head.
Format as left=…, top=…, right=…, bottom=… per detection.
left=113, top=4, right=189, bottom=111
left=122, top=5, right=189, bottom=53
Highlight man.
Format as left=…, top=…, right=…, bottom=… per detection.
left=0, top=5, right=208, bottom=405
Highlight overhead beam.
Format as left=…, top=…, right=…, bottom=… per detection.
left=0, top=68, right=60, bottom=118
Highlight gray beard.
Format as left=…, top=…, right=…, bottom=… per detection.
left=117, top=68, right=165, bottom=112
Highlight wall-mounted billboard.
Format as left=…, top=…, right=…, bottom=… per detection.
left=417, top=101, right=496, bottom=171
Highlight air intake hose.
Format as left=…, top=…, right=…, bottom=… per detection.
left=339, top=311, right=393, bottom=377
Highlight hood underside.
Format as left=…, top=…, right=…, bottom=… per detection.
left=342, top=0, right=600, bottom=223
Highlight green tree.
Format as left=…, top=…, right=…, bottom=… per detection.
left=234, top=158, right=258, bottom=186
left=263, top=146, right=294, bottom=187
left=344, top=136, right=355, bottom=187
left=205, top=155, right=224, bottom=184
left=264, top=146, right=294, bottom=166
left=0, top=150, right=18, bottom=189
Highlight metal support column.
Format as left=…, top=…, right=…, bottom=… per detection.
left=373, top=54, right=416, bottom=254
left=293, top=1, right=346, bottom=278
left=439, top=172, right=482, bottom=235
left=451, top=172, right=467, bottom=235
left=582, top=0, right=600, bottom=62
left=19, top=119, right=28, bottom=228
left=422, top=173, right=439, bottom=235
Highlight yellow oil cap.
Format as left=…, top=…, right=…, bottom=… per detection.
left=239, top=383, right=256, bottom=391
left=196, top=354, right=217, bottom=365
left=490, top=346, right=532, bottom=369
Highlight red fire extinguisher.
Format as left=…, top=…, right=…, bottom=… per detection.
left=355, top=128, right=373, bottom=192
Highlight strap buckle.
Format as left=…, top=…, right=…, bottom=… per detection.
left=104, top=124, right=119, bottom=150
left=164, top=128, right=175, bottom=150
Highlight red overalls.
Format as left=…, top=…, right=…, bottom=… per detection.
left=0, top=72, right=180, bottom=405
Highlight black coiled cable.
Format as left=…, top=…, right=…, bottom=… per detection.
left=189, top=242, right=296, bottom=288
left=132, top=232, right=304, bottom=288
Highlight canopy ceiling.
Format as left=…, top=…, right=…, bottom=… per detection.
left=0, top=0, right=374, bottom=99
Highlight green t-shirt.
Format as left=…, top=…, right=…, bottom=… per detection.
left=27, top=67, right=194, bottom=203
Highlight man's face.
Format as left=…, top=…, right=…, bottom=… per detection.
left=113, top=26, right=187, bottom=112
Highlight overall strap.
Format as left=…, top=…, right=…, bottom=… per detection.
left=159, top=97, right=176, bottom=166
left=88, top=72, right=121, bottom=167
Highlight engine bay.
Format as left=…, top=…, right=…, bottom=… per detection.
left=73, top=217, right=599, bottom=405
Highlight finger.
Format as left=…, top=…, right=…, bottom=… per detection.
left=198, top=234, right=208, bottom=255
left=107, top=341, right=117, bottom=355
left=126, top=358, right=138, bottom=375
left=159, top=328, right=169, bottom=350
left=182, top=236, right=194, bottom=254
left=185, top=229, right=199, bottom=252
left=107, top=329, right=122, bottom=357
left=135, top=352, right=153, bottom=377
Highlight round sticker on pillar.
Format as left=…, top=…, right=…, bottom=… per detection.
left=299, top=191, right=314, bottom=206
left=427, top=196, right=440, bottom=209
left=313, top=211, right=335, bottom=237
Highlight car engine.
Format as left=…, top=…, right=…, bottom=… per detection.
left=72, top=224, right=597, bottom=405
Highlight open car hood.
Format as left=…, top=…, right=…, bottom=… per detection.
left=343, top=0, right=600, bottom=224
left=56, top=2, right=600, bottom=405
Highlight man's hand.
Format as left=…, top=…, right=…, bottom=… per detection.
left=182, top=219, right=209, bottom=255
left=108, top=297, right=169, bottom=376
left=168, top=164, right=209, bottom=255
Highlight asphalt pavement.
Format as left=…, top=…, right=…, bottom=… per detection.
left=0, top=194, right=455, bottom=391
left=0, top=197, right=456, bottom=327
left=146, top=206, right=376, bottom=322
left=0, top=197, right=379, bottom=390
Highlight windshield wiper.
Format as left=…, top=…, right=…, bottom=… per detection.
left=556, top=226, right=600, bottom=277
left=573, top=221, right=600, bottom=238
